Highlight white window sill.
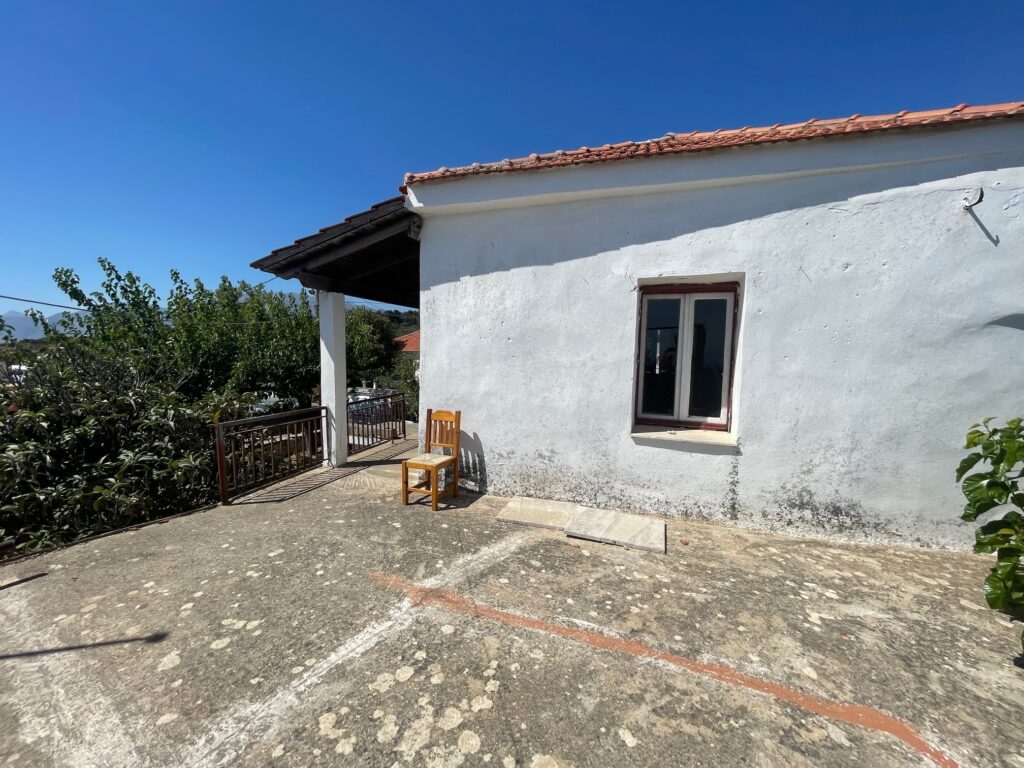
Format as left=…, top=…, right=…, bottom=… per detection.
left=630, top=425, right=738, bottom=448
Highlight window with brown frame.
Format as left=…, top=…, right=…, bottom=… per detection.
left=634, top=282, right=739, bottom=431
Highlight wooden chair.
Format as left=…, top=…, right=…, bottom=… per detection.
left=402, top=409, right=461, bottom=511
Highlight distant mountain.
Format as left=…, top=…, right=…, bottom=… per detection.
left=1, top=310, right=80, bottom=340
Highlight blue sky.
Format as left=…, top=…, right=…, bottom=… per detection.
left=2, top=0, right=1021, bottom=313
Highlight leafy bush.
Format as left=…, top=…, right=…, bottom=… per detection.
left=958, top=417, right=1024, bottom=654
left=0, top=259, right=316, bottom=555
left=0, top=342, right=252, bottom=550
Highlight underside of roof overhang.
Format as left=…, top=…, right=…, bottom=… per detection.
left=251, top=196, right=421, bottom=308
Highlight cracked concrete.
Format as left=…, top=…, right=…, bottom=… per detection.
left=1, top=446, right=1022, bottom=767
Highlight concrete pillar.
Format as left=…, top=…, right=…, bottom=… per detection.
left=319, top=291, right=347, bottom=465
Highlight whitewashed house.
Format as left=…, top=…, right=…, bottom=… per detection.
left=254, top=102, right=1024, bottom=547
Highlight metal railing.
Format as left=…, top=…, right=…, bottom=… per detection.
left=347, top=392, right=406, bottom=456
left=213, top=407, right=327, bottom=504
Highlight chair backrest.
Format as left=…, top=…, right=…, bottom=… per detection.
left=425, top=409, right=461, bottom=456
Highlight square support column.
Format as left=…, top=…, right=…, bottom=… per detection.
left=319, top=291, right=347, bottom=465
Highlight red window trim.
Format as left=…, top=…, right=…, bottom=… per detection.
left=633, top=282, right=740, bottom=432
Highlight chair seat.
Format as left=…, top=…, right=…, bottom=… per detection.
left=405, top=453, right=456, bottom=469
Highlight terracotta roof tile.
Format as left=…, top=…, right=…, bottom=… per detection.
left=403, top=101, right=1024, bottom=186
left=395, top=330, right=420, bottom=353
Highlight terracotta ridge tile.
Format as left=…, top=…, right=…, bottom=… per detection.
left=403, top=101, right=1024, bottom=185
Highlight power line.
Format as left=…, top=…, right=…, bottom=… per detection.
left=4, top=274, right=281, bottom=313
left=2, top=290, right=414, bottom=325
left=0, top=292, right=298, bottom=326
left=0, top=294, right=89, bottom=312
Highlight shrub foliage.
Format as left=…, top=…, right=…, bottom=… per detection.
left=958, top=417, right=1024, bottom=654
left=0, top=260, right=317, bottom=554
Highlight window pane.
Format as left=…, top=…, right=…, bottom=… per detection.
left=688, top=298, right=728, bottom=418
left=642, top=298, right=680, bottom=415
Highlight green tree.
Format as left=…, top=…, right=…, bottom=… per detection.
left=165, top=273, right=319, bottom=405
left=53, top=260, right=167, bottom=354
left=0, top=259, right=319, bottom=555
left=345, top=306, right=398, bottom=386
left=164, top=272, right=247, bottom=399
left=44, top=259, right=319, bottom=404
left=232, top=286, right=319, bottom=406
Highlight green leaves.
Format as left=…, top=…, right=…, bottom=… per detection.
left=982, top=556, right=1024, bottom=619
left=0, top=261, right=281, bottom=556
left=974, top=511, right=1024, bottom=552
left=958, top=418, right=1024, bottom=655
left=956, top=453, right=982, bottom=482
left=961, top=475, right=1011, bottom=521
left=958, top=419, right=1024, bottom=521
left=346, top=306, right=399, bottom=387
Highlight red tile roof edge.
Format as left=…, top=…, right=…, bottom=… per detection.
left=403, top=102, right=1024, bottom=186
left=395, top=330, right=420, bottom=352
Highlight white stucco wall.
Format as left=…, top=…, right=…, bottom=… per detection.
left=414, top=122, right=1024, bottom=548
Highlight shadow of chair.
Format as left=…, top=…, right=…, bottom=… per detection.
left=458, top=430, right=488, bottom=494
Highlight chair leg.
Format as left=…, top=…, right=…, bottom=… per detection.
left=401, top=461, right=409, bottom=506
left=452, top=462, right=459, bottom=498
left=431, top=467, right=439, bottom=511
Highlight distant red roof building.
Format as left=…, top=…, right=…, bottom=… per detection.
left=396, top=330, right=420, bottom=353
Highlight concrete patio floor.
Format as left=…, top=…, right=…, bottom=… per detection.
left=1, top=446, right=1023, bottom=768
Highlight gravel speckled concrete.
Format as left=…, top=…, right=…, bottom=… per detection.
left=1, top=447, right=1022, bottom=767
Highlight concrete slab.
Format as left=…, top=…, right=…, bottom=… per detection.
left=566, top=506, right=667, bottom=553
left=1, top=478, right=1018, bottom=767
left=497, top=496, right=576, bottom=530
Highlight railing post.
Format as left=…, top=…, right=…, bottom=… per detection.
left=323, top=406, right=330, bottom=466
left=214, top=423, right=230, bottom=506
left=304, top=416, right=312, bottom=467
left=345, top=400, right=351, bottom=457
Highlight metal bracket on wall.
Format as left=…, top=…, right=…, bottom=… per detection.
left=963, top=188, right=984, bottom=210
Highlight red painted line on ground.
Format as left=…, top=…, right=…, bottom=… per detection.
left=373, top=572, right=957, bottom=768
